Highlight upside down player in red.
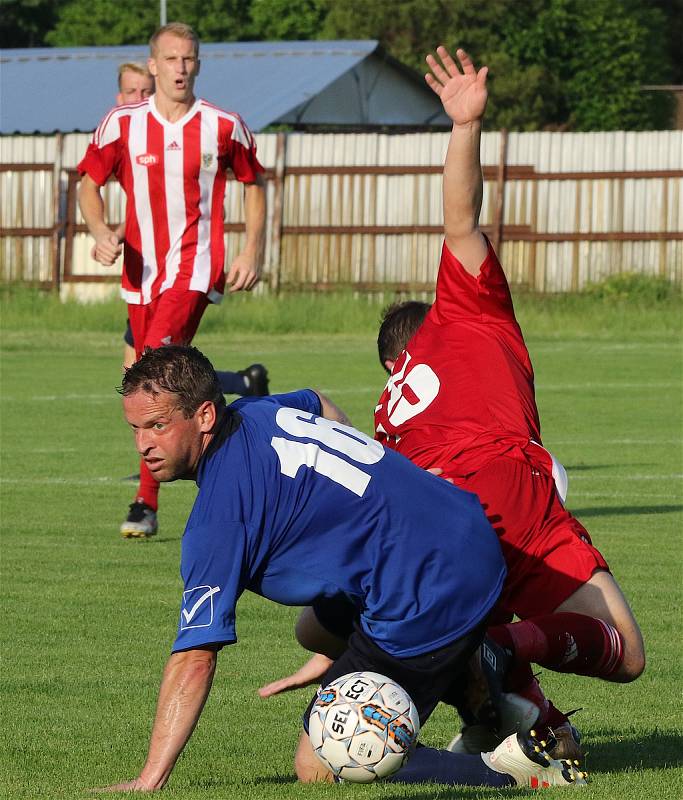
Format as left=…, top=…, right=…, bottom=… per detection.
left=78, top=22, right=268, bottom=538
left=259, top=46, right=645, bottom=763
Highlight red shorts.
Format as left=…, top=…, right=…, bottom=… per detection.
left=128, top=287, right=210, bottom=359
left=454, top=456, right=609, bottom=620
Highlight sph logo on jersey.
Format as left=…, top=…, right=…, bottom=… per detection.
left=136, top=153, right=159, bottom=167
left=180, top=585, right=220, bottom=630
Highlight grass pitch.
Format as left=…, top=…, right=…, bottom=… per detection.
left=1, top=288, right=681, bottom=799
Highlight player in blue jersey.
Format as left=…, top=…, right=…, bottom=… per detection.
left=97, top=344, right=586, bottom=791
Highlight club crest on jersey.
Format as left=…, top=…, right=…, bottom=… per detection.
left=136, top=153, right=159, bottom=166
left=201, top=152, right=214, bottom=169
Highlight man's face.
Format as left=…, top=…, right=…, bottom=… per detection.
left=116, top=70, right=154, bottom=106
left=148, top=33, right=200, bottom=105
left=123, top=388, right=213, bottom=482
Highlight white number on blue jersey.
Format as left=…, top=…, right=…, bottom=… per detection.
left=271, top=408, right=385, bottom=497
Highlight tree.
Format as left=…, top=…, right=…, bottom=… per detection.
left=250, top=0, right=327, bottom=40
left=0, top=0, right=59, bottom=48
left=44, top=0, right=253, bottom=47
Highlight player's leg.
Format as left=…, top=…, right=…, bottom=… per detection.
left=489, top=511, right=644, bottom=684
left=294, top=626, right=582, bottom=787
left=120, top=301, right=159, bottom=538
left=123, top=319, right=136, bottom=371
left=551, top=569, right=645, bottom=681
left=216, top=364, right=270, bottom=397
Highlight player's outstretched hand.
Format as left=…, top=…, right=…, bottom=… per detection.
left=226, top=251, right=261, bottom=292
left=91, top=777, right=153, bottom=792
left=425, top=46, right=488, bottom=126
left=258, top=652, right=333, bottom=698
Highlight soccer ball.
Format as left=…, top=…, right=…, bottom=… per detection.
left=308, top=671, right=420, bottom=783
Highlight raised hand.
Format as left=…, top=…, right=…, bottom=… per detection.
left=425, top=46, right=488, bottom=126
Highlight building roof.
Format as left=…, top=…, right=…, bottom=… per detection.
left=0, top=40, right=449, bottom=134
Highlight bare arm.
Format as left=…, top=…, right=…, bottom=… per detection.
left=96, top=648, right=217, bottom=792
left=226, top=174, right=266, bottom=292
left=314, top=390, right=353, bottom=427
left=79, top=174, right=122, bottom=266
left=425, top=47, right=489, bottom=275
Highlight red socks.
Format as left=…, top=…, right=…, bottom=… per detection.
left=490, top=612, right=624, bottom=679
left=136, top=459, right=160, bottom=512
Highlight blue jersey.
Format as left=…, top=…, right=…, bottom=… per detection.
left=173, top=390, right=506, bottom=658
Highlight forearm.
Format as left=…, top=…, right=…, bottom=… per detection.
left=137, top=649, right=217, bottom=790
left=241, top=176, right=266, bottom=261
left=78, top=175, right=111, bottom=239
left=443, top=120, right=483, bottom=241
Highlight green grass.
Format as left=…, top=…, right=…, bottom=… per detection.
left=1, top=289, right=682, bottom=799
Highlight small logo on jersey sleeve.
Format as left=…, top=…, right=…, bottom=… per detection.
left=136, top=153, right=159, bottom=166
left=180, top=585, right=221, bottom=630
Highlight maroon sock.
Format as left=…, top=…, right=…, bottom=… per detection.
left=490, top=612, right=624, bottom=679
left=136, top=459, right=160, bottom=512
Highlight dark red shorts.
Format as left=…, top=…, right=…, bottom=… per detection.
left=128, top=287, right=210, bottom=358
left=455, top=456, right=609, bottom=621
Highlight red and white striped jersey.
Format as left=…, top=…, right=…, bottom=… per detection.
left=78, top=95, right=264, bottom=305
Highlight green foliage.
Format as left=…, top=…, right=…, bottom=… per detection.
left=250, top=0, right=327, bottom=40
left=582, top=272, right=682, bottom=303
left=0, top=0, right=58, bottom=48
left=504, top=0, right=674, bottom=130
left=44, top=0, right=253, bottom=47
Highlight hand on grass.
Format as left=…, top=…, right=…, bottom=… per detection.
left=258, top=652, right=333, bottom=698
left=91, top=777, right=154, bottom=792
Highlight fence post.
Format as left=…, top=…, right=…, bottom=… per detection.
left=492, top=128, right=508, bottom=254
left=50, top=133, right=64, bottom=293
left=269, top=131, right=287, bottom=294
left=62, top=170, right=79, bottom=284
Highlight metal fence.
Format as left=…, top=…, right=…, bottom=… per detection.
left=1, top=129, right=681, bottom=296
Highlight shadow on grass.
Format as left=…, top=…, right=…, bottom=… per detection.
left=586, top=729, right=683, bottom=771
left=572, top=504, right=683, bottom=518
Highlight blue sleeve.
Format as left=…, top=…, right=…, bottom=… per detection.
left=232, top=389, right=322, bottom=416
left=172, top=521, right=248, bottom=653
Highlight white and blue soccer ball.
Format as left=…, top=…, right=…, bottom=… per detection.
left=308, top=671, right=420, bottom=783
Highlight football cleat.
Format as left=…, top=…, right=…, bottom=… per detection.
left=239, top=363, right=270, bottom=396
left=548, top=721, right=583, bottom=762
left=120, top=501, right=158, bottom=539
left=447, top=690, right=540, bottom=754
left=483, top=729, right=588, bottom=788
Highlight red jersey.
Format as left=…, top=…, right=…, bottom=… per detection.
left=374, top=240, right=546, bottom=478
left=78, top=96, right=263, bottom=305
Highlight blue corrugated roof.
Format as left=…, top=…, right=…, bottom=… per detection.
left=0, top=40, right=447, bottom=134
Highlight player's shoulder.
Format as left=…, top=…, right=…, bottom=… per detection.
left=198, top=99, right=246, bottom=125
left=199, top=100, right=254, bottom=144
left=93, top=100, right=149, bottom=147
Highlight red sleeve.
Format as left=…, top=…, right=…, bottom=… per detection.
left=219, top=114, right=264, bottom=183
left=432, top=238, right=516, bottom=324
left=77, top=141, right=119, bottom=186
left=77, top=108, right=123, bottom=186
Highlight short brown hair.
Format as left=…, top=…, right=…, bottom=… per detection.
left=117, top=62, right=152, bottom=90
left=149, top=22, right=200, bottom=57
left=377, top=301, right=431, bottom=370
left=120, top=345, right=225, bottom=417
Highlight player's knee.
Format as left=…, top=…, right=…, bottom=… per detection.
left=294, top=735, right=334, bottom=783
left=611, top=631, right=645, bottom=682
left=620, top=643, right=646, bottom=682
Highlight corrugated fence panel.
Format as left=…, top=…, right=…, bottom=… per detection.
left=1, top=130, right=681, bottom=293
